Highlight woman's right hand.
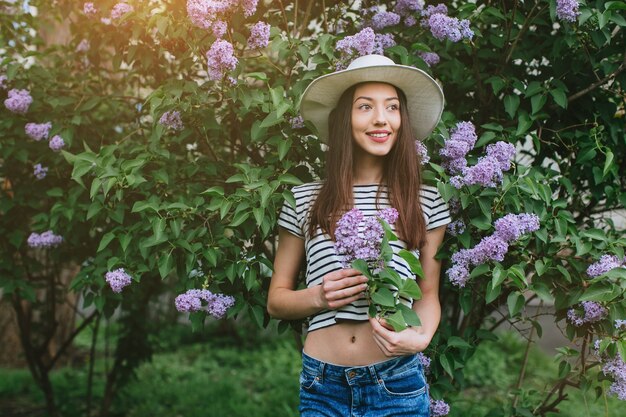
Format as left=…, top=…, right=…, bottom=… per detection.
left=317, top=268, right=369, bottom=310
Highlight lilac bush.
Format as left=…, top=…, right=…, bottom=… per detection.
left=159, top=110, right=184, bottom=131
left=27, top=231, right=63, bottom=248
left=33, top=163, right=48, bottom=179
left=4, top=89, right=32, bottom=114
left=49, top=135, right=66, bottom=152
left=556, top=0, right=580, bottom=23
left=587, top=254, right=624, bottom=277
left=206, top=39, right=238, bottom=80
left=430, top=398, right=451, bottom=417
left=567, top=301, right=608, bottom=326
left=105, top=268, right=132, bottom=293
left=25, top=122, right=52, bottom=141
left=175, top=288, right=235, bottom=319
left=247, top=21, right=270, bottom=50
left=111, top=2, right=134, bottom=20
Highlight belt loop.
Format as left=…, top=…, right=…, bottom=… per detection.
left=318, top=360, right=325, bottom=383
left=368, top=364, right=379, bottom=383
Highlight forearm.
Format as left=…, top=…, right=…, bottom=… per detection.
left=411, top=291, right=441, bottom=342
left=267, top=285, right=323, bottom=320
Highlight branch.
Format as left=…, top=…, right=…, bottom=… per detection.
left=568, top=52, right=626, bottom=103
left=47, top=311, right=98, bottom=370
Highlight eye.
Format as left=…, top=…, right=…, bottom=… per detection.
left=358, top=103, right=372, bottom=110
left=388, top=104, right=399, bottom=111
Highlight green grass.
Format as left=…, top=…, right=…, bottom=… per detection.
left=2, top=327, right=626, bottom=416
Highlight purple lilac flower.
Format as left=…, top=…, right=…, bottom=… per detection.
left=83, top=2, right=97, bottom=17
left=335, top=27, right=376, bottom=69
left=175, top=288, right=235, bottom=319
left=428, top=14, right=463, bottom=41
left=33, top=163, right=48, bottom=180
left=334, top=207, right=398, bottom=267
left=567, top=301, right=608, bottom=326
left=159, top=110, right=184, bottom=131
left=421, top=4, right=448, bottom=19
left=25, top=122, right=52, bottom=141
left=447, top=213, right=539, bottom=287
left=105, top=268, right=132, bottom=293
left=447, top=220, right=465, bottom=236
left=615, top=320, right=626, bottom=331
left=556, top=0, right=580, bottom=23
left=370, top=11, right=401, bottom=30
left=212, top=20, right=227, bottom=38
left=4, top=89, right=32, bottom=114
left=27, top=231, right=63, bottom=248
left=373, top=33, right=396, bottom=54
left=247, top=21, right=270, bottom=50
left=587, top=254, right=624, bottom=278
left=415, top=140, right=430, bottom=165
left=404, top=16, right=417, bottom=26
left=430, top=398, right=450, bottom=417
left=602, top=355, right=626, bottom=400
left=417, top=352, right=431, bottom=374
left=241, top=0, right=258, bottom=17
left=206, top=39, right=238, bottom=80
left=418, top=51, right=440, bottom=67
left=49, top=135, right=66, bottom=152
left=186, top=0, right=214, bottom=29
left=0, top=75, right=7, bottom=90
left=487, top=141, right=516, bottom=171
left=440, top=121, right=477, bottom=174
left=448, top=198, right=460, bottom=215
left=394, top=0, right=425, bottom=17
left=290, top=115, right=304, bottom=129
left=458, top=19, right=475, bottom=39
left=111, top=2, right=133, bottom=20
left=76, top=39, right=90, bottom=52
left=494, top=213, right=540, bottom=242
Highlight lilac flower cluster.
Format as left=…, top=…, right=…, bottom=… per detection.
left=241, top=0, right=258, bottom=17
left=175, top=288, right=235, bottom=319
left=4, top=89, right=32, bottom=114
left=601, top=354, right=626, bottom=400
left=334, top=207, right=399, bottom=267
left=25, top=122, right=52, bottom=141
left=374, top=33, right=396, bottom=54
left=440, top=121, right=477, bottom=174
left=420, top=4, right=473, bottom=42
left=418, top=51, right=440, bottom=67
left=336, top=27, right=376, bottom=68
left=418, top=352, right=431, bottom=374
left=567, top=301, right=608, bottom=326
left=49, top=135, right=65, bottom=152
left=290, top=115, right=305, bottom=129
left=212, top=20, right=227, bottom=38
left=615, top=320, right=626, bottom=331
left=447, top=213, right=540, bottom=287
left=394, top=0, right=425, bottom=17
left=186, top=0, right=257, bottom=29
left=447, top=219, right=466, bottom=236
left=587, top=254, right=625, bottom=278
left=206, top=39, right=238, bottom=80
left=33, top=163, right=48, bottom=180
left=111, top=2, right=133, bottom=20
left=247, top=21, right=270, bottom=50
left=430, top=399, right=450, bottom=417
left=450, top=142, right=516, bottom=189
left=415, top=140, right=430, bottom=165
left=105, top=268, right=132, bottom=293
left=159, top=110, right=184, bottom=131
left=27, top=231, right=63, bottom=248
left=83, top=2, right=97, bottom=17
left=370, top=11, right=401, bottom=30
left=0, top=75, right=7, bottom=89
left=556, top=0, right=580, bottom=23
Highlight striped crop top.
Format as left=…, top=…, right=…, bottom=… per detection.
left=277, top=182, right=452, bottom=332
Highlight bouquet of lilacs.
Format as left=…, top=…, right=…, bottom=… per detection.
left=335, top=207, right=423, bottom=331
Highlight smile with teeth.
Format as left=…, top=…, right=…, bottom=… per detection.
left=368, top=133, right=390, bottom=137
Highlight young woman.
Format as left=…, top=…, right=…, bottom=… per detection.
left=268, top=54, right=451, bottom=416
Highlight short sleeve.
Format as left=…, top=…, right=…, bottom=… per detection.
left=277, top=191, right=304, bottom=239
left=424, top=187, right=452, bottom=231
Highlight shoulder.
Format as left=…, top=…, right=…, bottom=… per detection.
left=291, top=181, right=323, bottom=193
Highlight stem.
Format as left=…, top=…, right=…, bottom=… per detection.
left=567, top=52, right=626, bottom=103
left=86, top=314, right=101, bottom=414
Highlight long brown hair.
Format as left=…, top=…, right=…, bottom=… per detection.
left=307, top=82, right=427, bottom=250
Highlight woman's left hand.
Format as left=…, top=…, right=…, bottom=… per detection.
left=369, top=316, right=431, bottom=357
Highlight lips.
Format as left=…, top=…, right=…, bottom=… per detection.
left=366, top=130, right=392, bottom=143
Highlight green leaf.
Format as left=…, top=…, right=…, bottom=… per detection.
left=399, top=279, right=422, bottom=300
left=439, top=354, right=454, bottom=376
left=278, top=138, right=291, bottom=160
left=447, top=336, right=471, bottom=349
left=98, top=232, right=116, bottom=252
left=507, top=291, right=525, bottom=317
left=158, top=254, right=173, bottom=279
left=351, top=259, right=373, bottom=279
left=504, top=94, right=520, bottom=119
left=603, top=150, right=614, bottom=177
left=398, top=249, right=423, bottom=278
left=385, top=310, right=408, bottom=332
left=252, top=207, right=264, bottom=227
left=550, top=89, right=568, bottom=109
left=579, top=284, right=620, bottom=302
left=371, top=287, right=396, bottom=308
left=531, top=94, right=547, bottom=115
left=278, top=173, right=302, bottom=185
left=397, top=304, right=421, bottom=326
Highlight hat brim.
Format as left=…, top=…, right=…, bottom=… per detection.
left=300, top=64, right=444, bottom=142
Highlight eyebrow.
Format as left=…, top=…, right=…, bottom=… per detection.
left=353, top=96, right=399, bottom=103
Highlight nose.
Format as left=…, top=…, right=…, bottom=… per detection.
left=374, top=108, right=387, bottom=126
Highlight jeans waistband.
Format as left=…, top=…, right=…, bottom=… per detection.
left=301, top=350, right=422, bottom=384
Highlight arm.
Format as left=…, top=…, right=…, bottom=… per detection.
left=369, top=225, right=447, bottom=356
left=267, top=227, right=369, bottom=320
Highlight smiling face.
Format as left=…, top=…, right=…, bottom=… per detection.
left=351, top=82, right=402, bottom=158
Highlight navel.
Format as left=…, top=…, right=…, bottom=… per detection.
left=351, top=336, right=356, bottom=343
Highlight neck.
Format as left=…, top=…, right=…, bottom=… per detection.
left=352, top=152, right=385, bottom=185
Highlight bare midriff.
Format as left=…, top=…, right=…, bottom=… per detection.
left=303, top=321, right=390, bottom=366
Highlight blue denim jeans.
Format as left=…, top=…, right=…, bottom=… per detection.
left=299, top=351, right=430, bottom=417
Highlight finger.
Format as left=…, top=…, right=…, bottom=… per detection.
left=324, top=276, right=368, bottom=292
left=370, top=316, right=394, bottom=336
left=328, top=292, right=366, bottom=309
left=371, top=331, right=393, bottom=356
left=326, top=283, right=368, bottom=301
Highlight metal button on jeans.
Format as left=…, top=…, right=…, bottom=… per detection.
left=348, top=371, right=356, bottom=378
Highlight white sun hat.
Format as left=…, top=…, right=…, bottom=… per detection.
left=299, top=54, right=445, bottom=143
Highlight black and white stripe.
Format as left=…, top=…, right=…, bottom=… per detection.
left=277, top=182, right=452, bottom=332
